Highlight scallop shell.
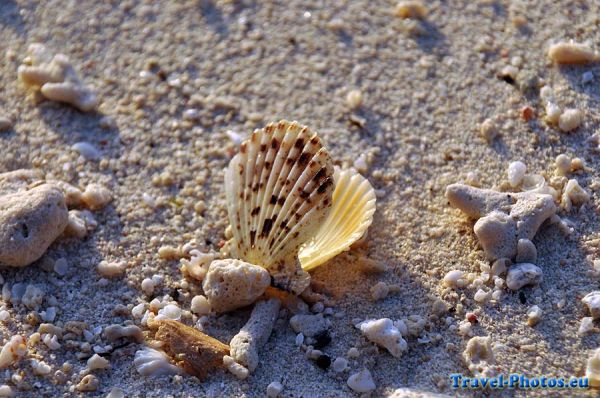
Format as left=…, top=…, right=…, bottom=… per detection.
left=224, top=120, right=335, bottom=294
left=299, top=167, right=376, bottom=271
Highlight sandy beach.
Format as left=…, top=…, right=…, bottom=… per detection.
left=1, top=1, right=600, bottom=397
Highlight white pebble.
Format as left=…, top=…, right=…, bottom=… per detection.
left=582, top=291, right=600, bottom=319
left=443, top=270, right=465, bottom=288
left=558, top=109, right=583, bottom=132
left=131, top=303, right=146, bottom=318
left=106, top=387, right=125, bottom=398
left=0, top=311, right=9, bottom=322
left=347, top=369, right=376, bottom=393
left=507, top=161, right=526, bottom=187
left=295, top=333, right=304, bottom=346
left=183, top=109, right=200, bottom=121
left=526, top=305, right=542, bottom=326
left=141, top=278, right=155, bottom=295
left=473, top=289, right=491, bottom=304
left=72, top=142, right=101, bottom=160
left=346, top=89, right=363, bottom=109
left=480, top=118, right=498, bottom=142
left=87, top=354, right=110, bottom=371
left=582, top=71, right=594, bottom=84
left=332, top=357, right=348, bottom=372
left=190, top=295, right=211, bottom=316
left=155, top=304, right=181, bottom=321
left=97, top=261, right=126, bottom=278
left=266, top=381, right=283, bottom=398
left=506, top=263, right=542, bottom=290
left=31, top=359, right=52, bottom=375
left=53, top=258, right=69, bottom=276
left=0, top=385, right=13, bottom=397
left=356, top=318, right=407, bottom=358
left=579, top=317, right=596, bottom=335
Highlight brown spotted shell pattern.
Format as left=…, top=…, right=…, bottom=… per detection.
left=224, top=120, right=335, bottom=294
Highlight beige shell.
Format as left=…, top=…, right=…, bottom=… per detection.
left=224, top=120, right=335, bottom=294
left=299, top=167, right=376, bottom=271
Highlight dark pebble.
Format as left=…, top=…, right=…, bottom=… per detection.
left=313, top=331, right=331, bottom=349
left=316, top=354, right=331, bottom=370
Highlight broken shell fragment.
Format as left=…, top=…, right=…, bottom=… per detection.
left=224, top=120, right=335, bottom=294
left=299, top=167, right=376, bottom=271
left=151, top=320, right=229, bottom=380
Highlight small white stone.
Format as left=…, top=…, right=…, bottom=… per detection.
left=555, top=154, right=571, bottom=175
left=190, top=295, right=211, bottom=315
left=579, top=317, right=596, bottom=335
left=332, top=357, right=348, bottom=372
left=582, top=292, right=600, bottom=319
left=53, top=258, right=69, bottom=276
left=225, top=130, right=244, bottom=145
left=87, top=354, right=110, bottom=371
left=40, top=307, right=57, bottom=322
left=183, top=109, right=200, bottom=121
left=347, top=369, right=376, bottom=393
left=356, top=318, right=407, bottom=358
left=0, top=311, right=9, bottom=322
left=480, top=118, right=498, bottom=142
left=97, top=261, right=126, bottom=278
left=106, top=387, right=125, bottom=398
left=266, top=381, right=283, bottom=398
left=132, top=303, right=146, bottom=318
left=155, top=304, right=181, bottom=321
left=141, top=278, right=154, bottom=295
left=223, top=355, right=249, bottom=380
left=0, top=385, right=13, bottom=397
left=526, top=305, right=542, bottom=326
left=507, top=161, right=527, bottom=187
left=443, top=270, right=465, bottom=288
left=295, top=333, right=304, bottom=346
left=31, top=359, right=52, bottom=375
left=473, top=289, right=491, bottom=304
left=82, top=183, right=112, bottom=210
left=346, top=89, right=363, bottom=109
left=558, top=109, right=583, bottom=132
left=72, top=142, right=101, bottom=160
left=347, top=347, right=360, bottom=358
left=582, top=71, right=594, bottom=84
left=586, top=348, right=600, bottom=387
left=506, top=263, right=542, bottom=290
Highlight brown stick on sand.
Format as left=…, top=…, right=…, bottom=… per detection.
left=153, top=320, right=230, bottom=380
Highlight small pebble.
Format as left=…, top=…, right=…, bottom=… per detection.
left=347, top=369, right=376, bottom=393
left=346, top=90, right=363, bottom=109
left=526, top=305, right=542, bottom=326
left=555, top=154, right=571, bottom=175
left=190, top=295, right=211, bottom=315
left=97, top=261, right=126, bottom=278
left=443, top=270, right=465, bottom=289
left=295, top=333, right=304, bottom=346
left=141, top=278, right=155, bottom=295
left=87, top=354, right=110, bottom=371
left=266, top=381, right=283, bottom=398
left=480, top=118, right=498, bottom=142
left=72, top=142, right=101, bottom=161
left=506, top=263, right=542, bottom=290
left=582, top=71, right=594, bottom=84
left=394, top=1, right=427, bottom=19
left=332, top=357, right=348, bottom=372
left=0, top=117, right=12, bottom=132
left=558, top=109, right=583, bottom=132
left=507, top=161, right=527, bottom=187
left=0, top=385, right=13, bottom=397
